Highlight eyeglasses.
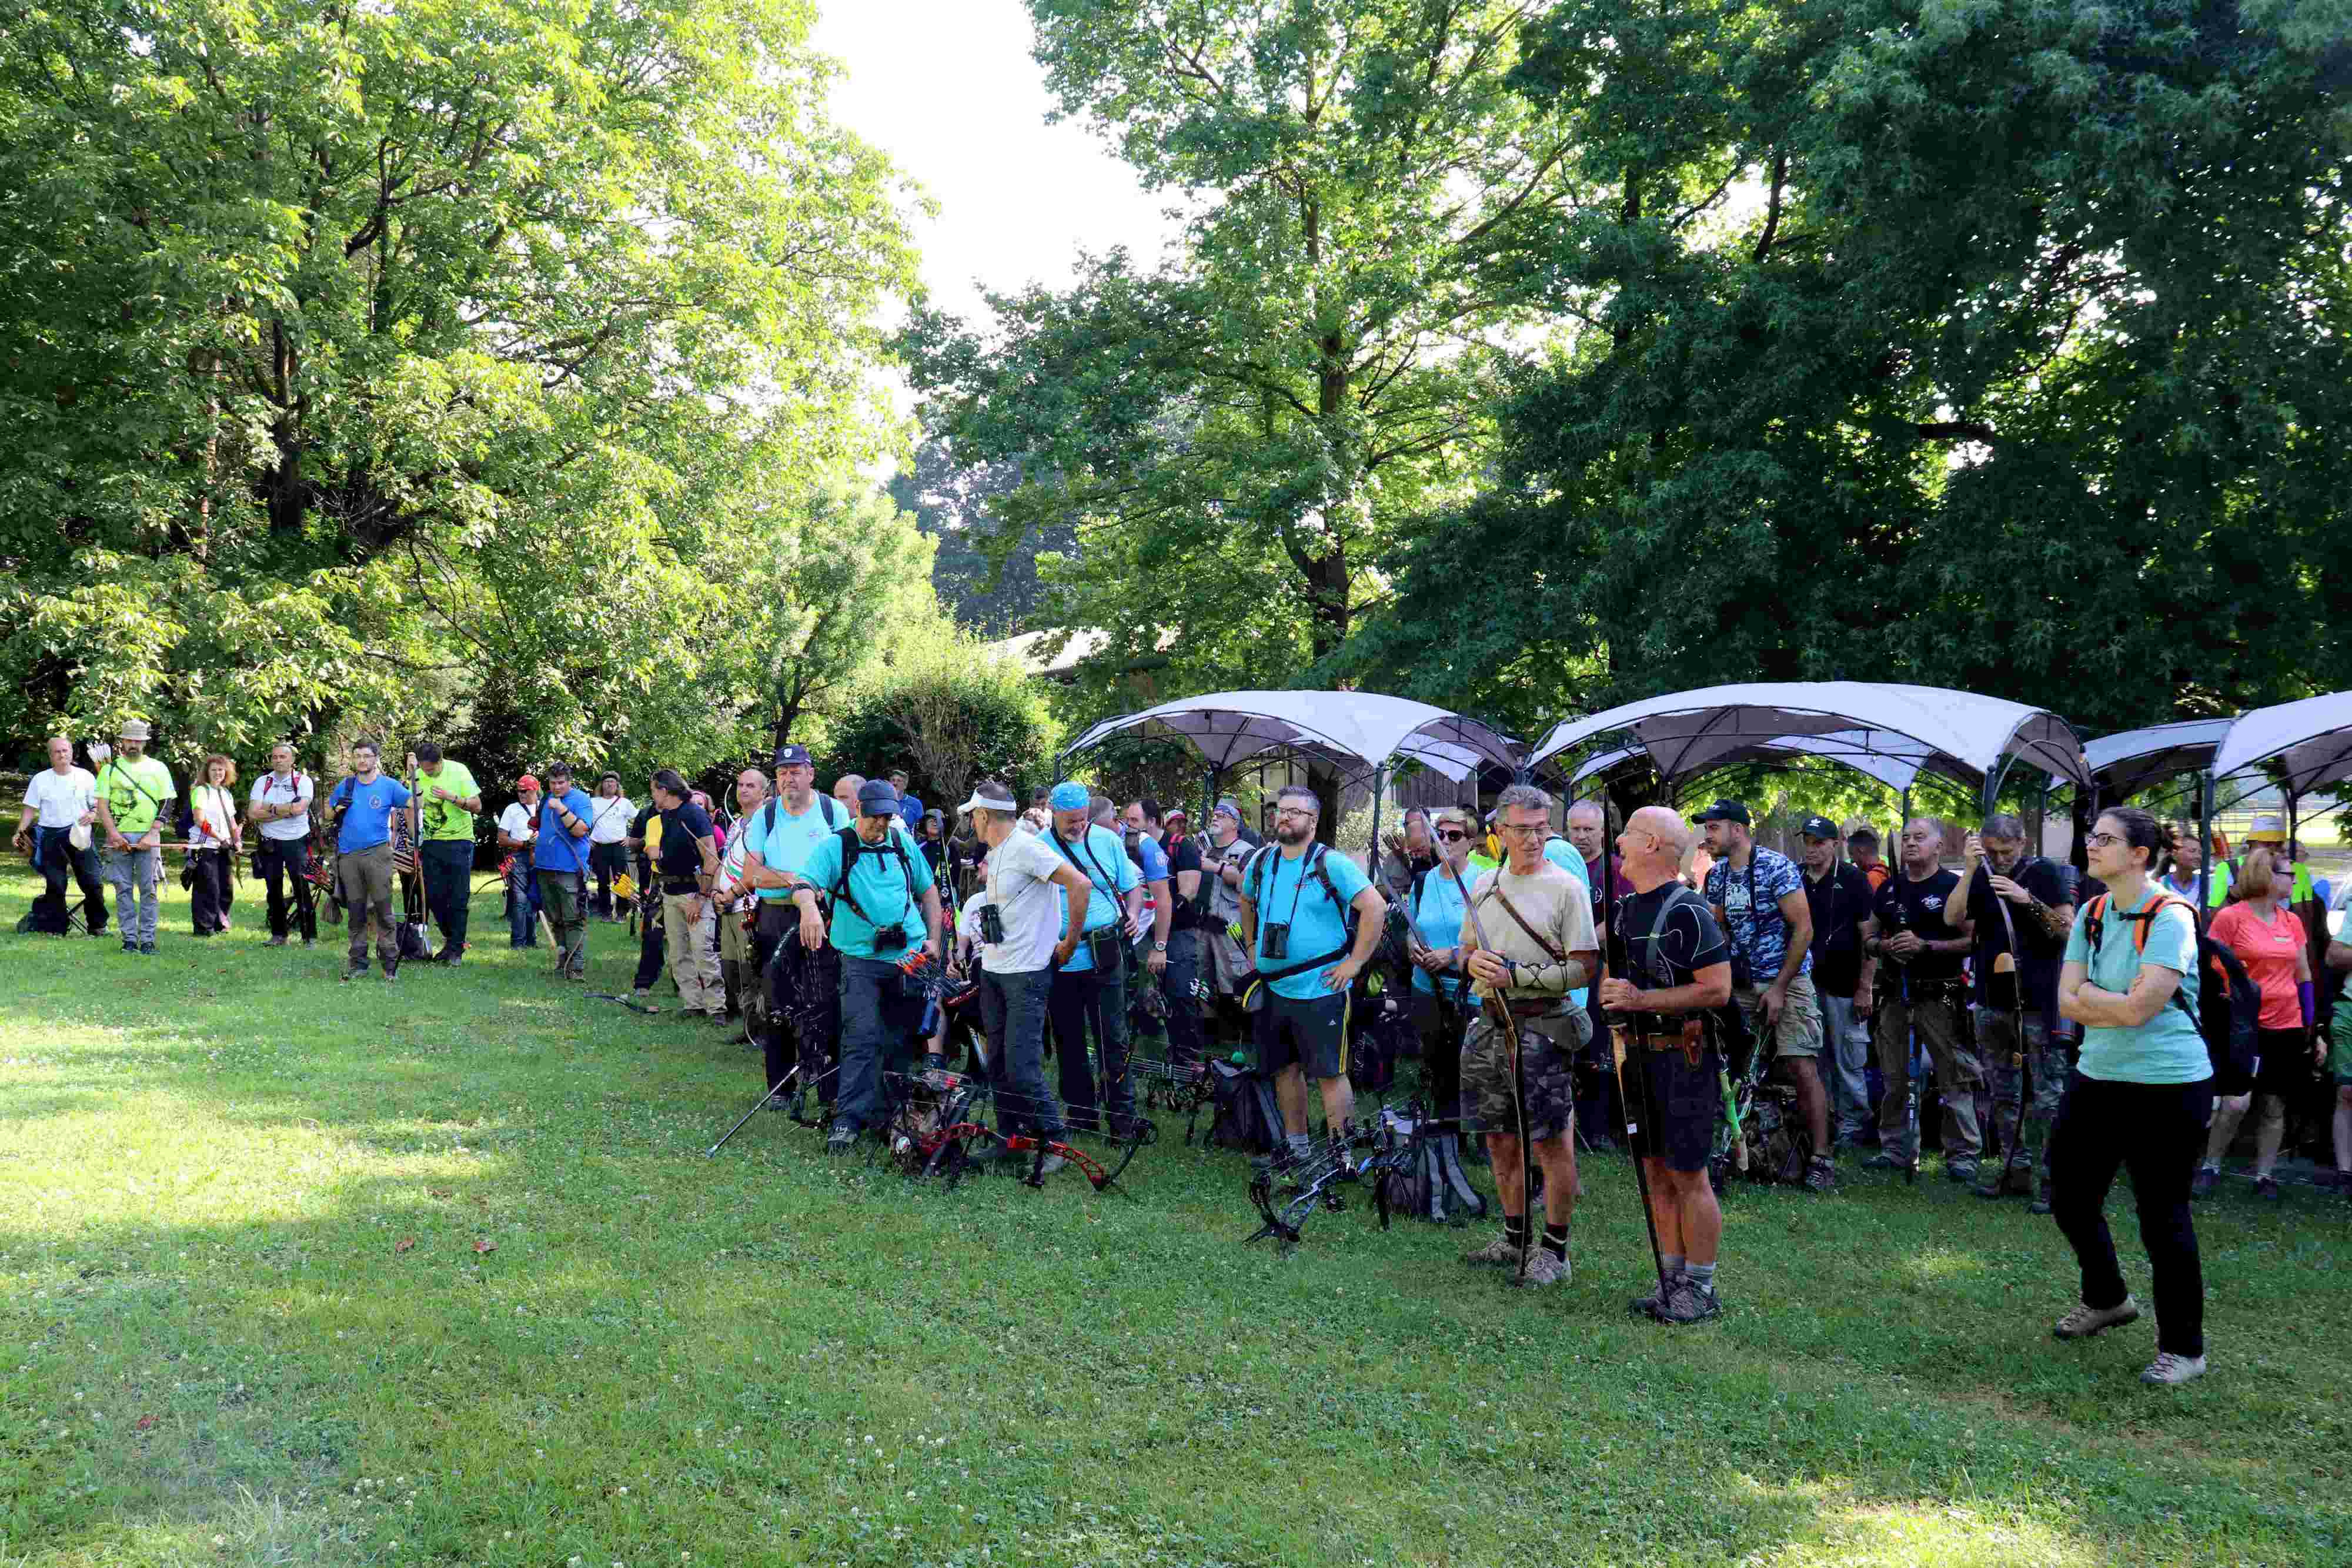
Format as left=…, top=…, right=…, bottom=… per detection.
left=1275, top=805, right=1317, bottom=819
left=1498, top=821, right=1546, bottom=837
left=1435, top=829, right=1471, bottom=843
left=2084, top=831, right=2123, bottom=848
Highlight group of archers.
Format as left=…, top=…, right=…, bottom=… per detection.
left=18, top=720, right=2352, bottom=1390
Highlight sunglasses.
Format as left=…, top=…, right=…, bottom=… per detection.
left=1436, top=828, right=1471, bottom=842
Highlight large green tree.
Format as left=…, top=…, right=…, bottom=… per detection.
left=1345, top=0, right=2352, bottom=735
left=903, top=0, right=1592, bottom=698
left=0, top=0, right=917, bottom=777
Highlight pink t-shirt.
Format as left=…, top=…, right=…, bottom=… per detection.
left=2208, top=901, right=2307, bottom=1031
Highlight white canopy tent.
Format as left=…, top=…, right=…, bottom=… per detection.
left=1569, top=728, right=1950, bottom=801
left=2083, top=718, right=2236, bottom=806
left=2210, top=693, right=2352, bottom=800
left=1060, top=690, right=1524, bottom=867
left=1531, top=682, right=2089, bottom=797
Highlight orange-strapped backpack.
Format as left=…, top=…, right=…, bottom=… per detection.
left=2080, top=892, right=2262, bottom=1081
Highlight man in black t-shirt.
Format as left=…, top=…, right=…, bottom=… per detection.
left=624, top=790, right=667, bottom=1000
left=1599, top=806, right=1735, bottom=1326
left=1860, top=818, right=1981, bottom=1181
left=650, top=769, right=724, bottom=1021
left=1949, top=814, right=2077, bottom=1206
left=1799, top=815, right=1877, bottom=1149
left=1157, top=809, right=1210, bottom=1067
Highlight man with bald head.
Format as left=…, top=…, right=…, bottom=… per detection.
left=1599, top=807, right=1734, bottom=1323
left=832, top=774, right=864, bottom=816
left=1861, top=817, right=1980, bottom=1181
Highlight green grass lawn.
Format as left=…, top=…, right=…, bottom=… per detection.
left=3, top=864, right=2347, bottom=1567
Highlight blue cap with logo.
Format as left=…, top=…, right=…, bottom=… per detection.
left=856, top=779, right=901, bottom=818
left=1048, top=781, right=1091, bottom=813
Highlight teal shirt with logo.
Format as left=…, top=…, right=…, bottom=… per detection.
left=798, top=822, right=928, bottom=960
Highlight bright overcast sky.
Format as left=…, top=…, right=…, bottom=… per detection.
left=808, top=0, right=1182, bottom=328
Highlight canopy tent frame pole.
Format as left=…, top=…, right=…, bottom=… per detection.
left=1365, top=764, right=1388, bottom=892
left=2197, top=771, right=2214, bottom=915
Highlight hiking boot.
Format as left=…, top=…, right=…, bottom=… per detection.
left=2140, top=1352, right=2208, bottom=1387
left=1515, top=1250, right=1571, bottom=1289
left=1462, top=1230, right=1525, bottom=1267
left=1653, top=1278, right=1722, bottom=1325
left=761, top=1092, right=794, bottom=1112
left=1629, top=1286, right=1666, bottom=1319
left=826, top=1121, right=858, bottom=1155
left=2054, top=1295, right=2140, bottom=1340
left=1033, top=1153, right=1068, bottom=1178
left=121, top=940, right=139, bottom=955
left=2191, top=1166, right=2220, bottom=1199
left=2254, top=1175, right=2281, bottom=1203
left=1945, top=1158, right=1978, bottom=1185
left=340, top=962, right=367, bottom=982
left=265, top=936, right=288, bottom=948
left=1804, top=1157, right=1838, bottom=1195
left=1860, top=1151, right=1903, bottom=1170
left=139, top=941, right=156, bottom=955
left=384, top=966, right=397, bottom=985
left=1975, top=1164, right=2030, bottom=1200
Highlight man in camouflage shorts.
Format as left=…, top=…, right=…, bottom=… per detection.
left=1454, top=785, right=1600, bottom=1288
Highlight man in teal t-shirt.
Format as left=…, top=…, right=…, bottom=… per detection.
left=793, top=778, right=943, bottom=1151
left=1239, top=784, right=1389, bottom=1168
left=1043, top=782, right=1144, bottom=1137
left=739, top=743, right=856, bottom=1111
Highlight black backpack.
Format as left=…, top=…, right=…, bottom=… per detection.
left=827, top=825, right=921, bottom=929
left=2081, top=892, right=2261, bottom=1082
left=1206, top=1059, right=1284, bottom=1154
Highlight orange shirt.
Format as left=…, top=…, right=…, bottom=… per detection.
left=2207, top=901, right=2306, bottom=1032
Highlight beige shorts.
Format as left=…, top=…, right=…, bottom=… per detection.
left=1734, top=974, right=1823, bottom=1061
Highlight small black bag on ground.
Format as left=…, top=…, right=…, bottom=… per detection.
left=1206, top=1059, right=1283, bottom=1154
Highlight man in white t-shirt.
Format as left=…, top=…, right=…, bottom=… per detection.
left=585, top=773, right=636, bottom=920
left=961, top=780, right=1094, bottom=1155
left=495, top=775, right=544, bottom=948
left=246, top=742, right=318, bottom=945
left=12, top=734, right=105, bottom=935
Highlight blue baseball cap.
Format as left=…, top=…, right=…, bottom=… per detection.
left=1048, top=781, right=1091, bottom=812
left=856, top=779, right=901, bottom=818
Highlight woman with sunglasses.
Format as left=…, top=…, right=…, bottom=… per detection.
left=2051, top=807, right=2213, bottom=1385
left=1406, top=807, right=1481, bottom=1119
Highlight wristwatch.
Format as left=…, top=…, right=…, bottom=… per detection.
left=1152, top=940, right=1168, bottom=952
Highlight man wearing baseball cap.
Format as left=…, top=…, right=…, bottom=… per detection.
left=1043, top=780, right=1146, bottom=1136
left=791, top=777, right=943, bottom=1151
left=92, top=718, right=177, bottom=955
left=496, top=775, right=544, bottom=947
left=737, top=742, right=856, bottom=1114
left=1695, top=800, right=1832, bottom=1192
left=1798, top=815, right=1876, bottom=1151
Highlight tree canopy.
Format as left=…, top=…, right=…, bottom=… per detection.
left=0, top=0, right=924, bottom=780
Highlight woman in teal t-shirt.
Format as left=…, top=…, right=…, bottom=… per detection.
left=2049, top=807, right=2213, bottom=1388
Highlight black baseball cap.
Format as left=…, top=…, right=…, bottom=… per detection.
left=1799, top=815, right=1840, bottom=841
left=1693, top=799, right=1750, bottom=826
left=773, top=743, right=812, bottom=769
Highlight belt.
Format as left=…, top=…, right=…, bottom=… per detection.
left=662, top=878, right=704, bottom=895
left=1489, top=997, right=1565, bottom=1020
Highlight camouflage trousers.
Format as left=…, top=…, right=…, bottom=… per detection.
left=1976, top=1007, right=2069, bottom=1182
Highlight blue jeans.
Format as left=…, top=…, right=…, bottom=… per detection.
left=979, top=967, right=1060, bottom=1139
left=506, top=852, right=539, bottom=945
left=102, top=844, right=162, bottom=945
left=836, top=954, right=924, bottom=1131
left=1820, top=992, right=1872, bottom=1141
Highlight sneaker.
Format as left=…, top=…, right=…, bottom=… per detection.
left=384, top=966, right=397, bottom=985
left=1515, top=1250, right=1571, bottom=1289
left=1945, top=1158, right=1978, bottom=1185
left=122, top=941, right=139, bottom=955
left=301, top=938, right=315, bottom=949
left=139, top=941, right=156, bottom=955
left=265, top=936, right=288, bottom=948
left=2254, top=1175, right=2281, bottom=1202
left=1804, top=1157, right=1838, bottom=1195
left=761, top=1092, right=793, bottom=1112
left=2140, top=1352, right=2208, bottom=1387
left=2029, top=1183, right=2053, bottom=1216
left=2191, top=1165, right=2220, bottom=1199
left=1629, top=1283, right=1670, bottom=1319
left=2054, top=1295, right=2140, bottom=1340
left=1860, top=1151, right=1903, bottom=1170
left=826, top=1121, right=857, bottom=1155
left=340, top=963, right=366, bottom=982
left=1975, top=1164, right=2030, bottom=1200
left=1653, top=1278, right=1723, bottom=1325
left=1462, top=1230, right=1526, bottom=1267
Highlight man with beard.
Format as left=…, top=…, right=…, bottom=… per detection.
left=407, top=741, right=482, bottom=965
left=534, top=763, right=596, bottom=981
left=1862, top=818, right=1981, bottom=1181
left=1951, top=814, right=2076, bottom=1207
left=739, top=744, right=854, bottom=1111
left=792, top=778, right=943, bottom=1152
left=325, top=740, right=412, bottom=982
left=1238, top=784, right=1388, bottom=1166
left=1799, top=815, right=1877, bottom=1150
left=1200, top=798, right=1260, bottom=1034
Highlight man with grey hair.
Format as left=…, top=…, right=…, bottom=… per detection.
left=1455, top=783, right=1599, bottom=1287
left=1950, top=813, right=2074, bottom=1208
left=1862, top=817, right=1979, bottom=1181
left=1238, top=783, right=1388, bottom=1168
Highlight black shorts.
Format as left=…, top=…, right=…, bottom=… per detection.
left=1626, top=1043, right=1721, bottom=1174
left=1255, top=990, right=1350, bottom=1082
left=2219, top=1026, right=2314, bottom=1099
